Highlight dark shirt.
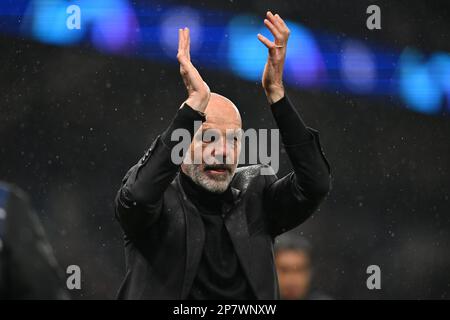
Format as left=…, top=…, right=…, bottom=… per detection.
left=179, top=172, right=255, bottom=300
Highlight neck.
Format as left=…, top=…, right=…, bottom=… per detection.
left=180, top=170, right=232, bottom=214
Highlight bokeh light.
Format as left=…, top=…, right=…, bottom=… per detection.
left=341, top=40, right=376, bottom=93
left=399, top=49, right=443, bottom=114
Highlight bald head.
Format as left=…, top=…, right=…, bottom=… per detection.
left=204, top=93, right=242, bottom=128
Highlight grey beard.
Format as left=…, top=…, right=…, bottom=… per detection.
left=183, top=164, right=234, bottom=194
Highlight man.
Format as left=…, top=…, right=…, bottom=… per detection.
left=115, top=11, right=331, bottom=299
left=275, top=233, right=331, bottom=300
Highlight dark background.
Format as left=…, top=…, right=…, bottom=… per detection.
left=1, top=0, right=449, bottom=299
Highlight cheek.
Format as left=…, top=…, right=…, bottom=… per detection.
left=189, top=142, right=205, bottom=162
left=232, top=144, right=241, bottom=164
left=277, top=272, right=289, bottom=287
left=199, top=144, right=208, bottom=161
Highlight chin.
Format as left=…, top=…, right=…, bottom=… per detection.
left=199, top=178, right=230, bottom=193
left=198, top=173, right=233, bottom=193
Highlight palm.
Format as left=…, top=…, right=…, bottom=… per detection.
left=177, top=27, right=210, bottom=111
left=257, top=11, right=290, bottom=103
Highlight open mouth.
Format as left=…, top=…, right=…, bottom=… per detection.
left=204, top=165, right=230, bottom=175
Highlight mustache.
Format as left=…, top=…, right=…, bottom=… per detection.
left=204, top=164, right=232, bottom=172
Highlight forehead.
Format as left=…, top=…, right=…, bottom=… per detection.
left=204, top=94, right=242, bottom=129
left=276, top=250, right=310, bottom=263
left=201, top=116, right=241, bottom=131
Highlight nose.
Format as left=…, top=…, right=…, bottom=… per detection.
left=211, top=136, right=228, bottom=164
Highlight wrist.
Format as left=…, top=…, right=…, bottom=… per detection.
left=264, top=86, right=285, bottom=104
left=184, top=97, right=208, bottom=112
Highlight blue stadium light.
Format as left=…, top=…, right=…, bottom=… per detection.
left=227, top=16, right=325, bottom=86
left=159, top=6, right=203, bottom=59
left=227, top=14, right=266, bottom=81
left=27, top=0, right=84, bottom=45
left=86, top=0, right=139, bottom=53
left=340, top=40, right=376, bottom=94
left=283, top=23, right=325, bottom=87
left=429, top=53, right=450, bottom=111
left=399, top=49, right=443, bottom=114
left=24, top=0, right=138, bottom=52
left=0, top=1, right=448, bottom=116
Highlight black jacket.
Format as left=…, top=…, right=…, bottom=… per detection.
left=114, top=95, right=331, bottom=299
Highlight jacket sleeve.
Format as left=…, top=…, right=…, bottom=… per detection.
left=115, top=104, right=205, bottom=238
left=263, top=94, right=332, bottom=237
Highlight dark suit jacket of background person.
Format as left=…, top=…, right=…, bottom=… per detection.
left=114, top=95, right=332, bottom=300
left=0, top=182, right=68, bottom=299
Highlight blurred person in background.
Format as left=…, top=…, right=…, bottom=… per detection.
left=275, top=232, right=331, bottom=300
left=0, top=182, right=68, bottom=299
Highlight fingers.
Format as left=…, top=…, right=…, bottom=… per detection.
left=175, top=27, right=211, bottom=111
left=177, top=27, right=191, bottom=66
left=178, top=28, right=183, bottom=55
left=176, top=27, right=205, bottom=94
left=267, top=11, right=282, bottom=29
left=257, top=33, right=275, bottom=49
left=185, top=28, right=190, bottom=61
left=177, top=28, right=186, bottom=63
left=264, top=11, right=290, bottom=44
left=178, top=29, right=187, bottom=50
left=264, top=18, right=282, bottom=40
left=275, top=13, right=288, bottom=28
